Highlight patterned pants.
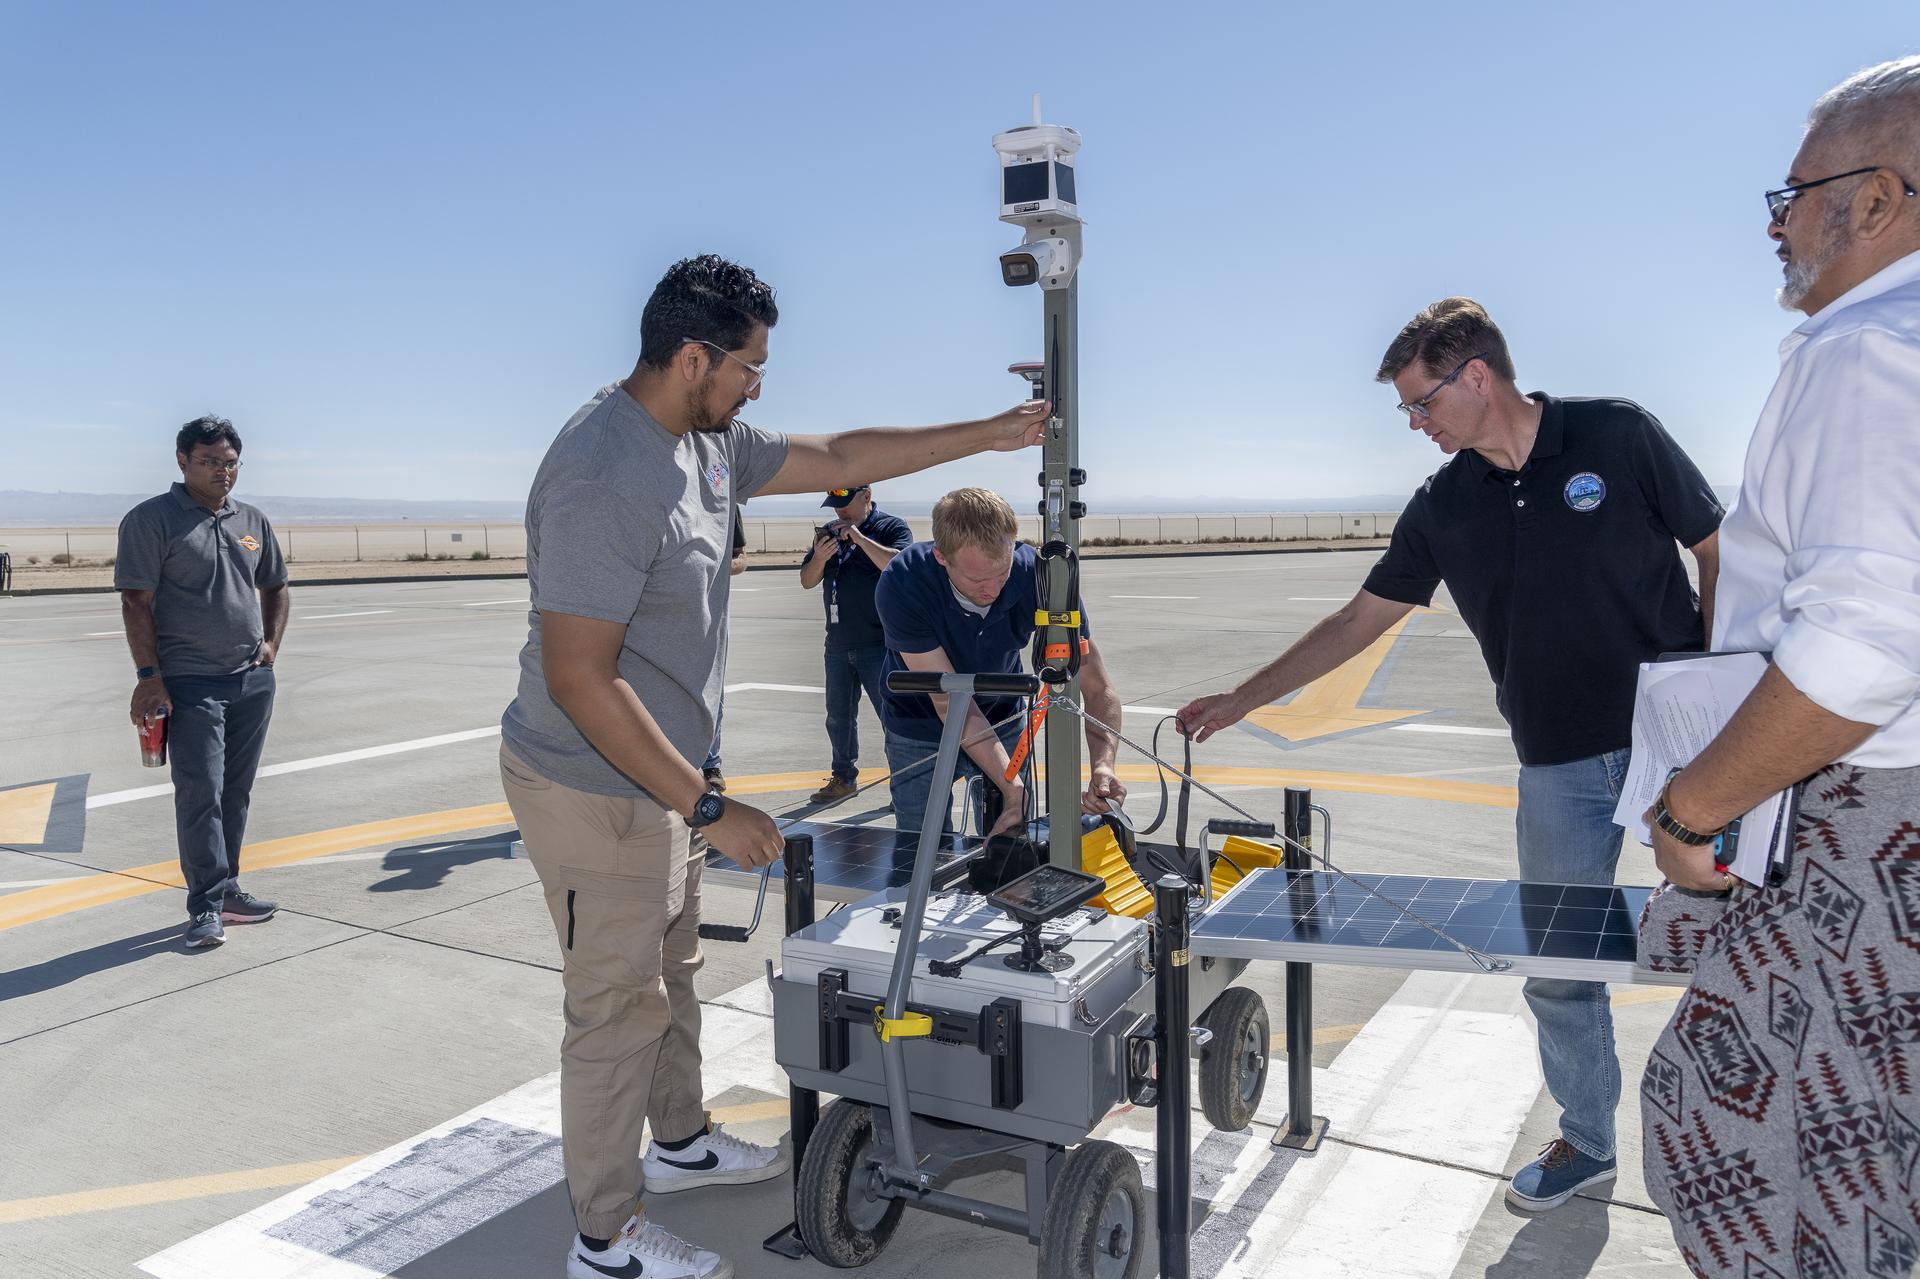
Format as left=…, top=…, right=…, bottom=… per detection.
left=1642, top=763, right=1920, bottom=1277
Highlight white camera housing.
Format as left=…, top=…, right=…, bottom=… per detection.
left=999, top=236, right=1075, bottom=289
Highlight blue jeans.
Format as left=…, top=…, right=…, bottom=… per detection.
left=1515, top=745, right=1631, bottom=1160
left=165, top=667, right=277, bottom=917
left=883, top=721, right=1024, bottom=840
left=825, top=644, right=887, bottom=781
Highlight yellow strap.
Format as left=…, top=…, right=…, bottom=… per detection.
left=874, top=1008, right=933, bottom=1043
left=1034, top=609, right=1082, bottom=628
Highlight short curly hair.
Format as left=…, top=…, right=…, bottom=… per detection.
left=637, top=254, right=779, bottom=370
left=175, top=415, right=242, bottom=457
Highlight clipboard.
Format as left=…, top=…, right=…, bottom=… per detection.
left=1654, top=650, right=1800, bottom=886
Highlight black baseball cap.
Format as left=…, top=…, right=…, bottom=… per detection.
left=822, top=486, right=869, bottom=509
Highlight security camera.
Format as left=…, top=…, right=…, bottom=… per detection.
left=999, top=236, right=1074, bottom=288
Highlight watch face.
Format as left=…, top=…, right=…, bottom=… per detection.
left=695, top=793, right=725, bottom=824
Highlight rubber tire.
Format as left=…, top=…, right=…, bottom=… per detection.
left=1037, top=1140, right=1145, bottom=1279
left=1198, top=985, right=1270, bottom=1132
left=794, top=1100, right=904, bottom=1268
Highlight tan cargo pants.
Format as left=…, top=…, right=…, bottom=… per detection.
left=499, top=744, right=709, bottom=1239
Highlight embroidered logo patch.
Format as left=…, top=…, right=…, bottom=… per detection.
left=705, top=460, right=730, bottom=492
left=237, top=534, right=261, bottom=552
left=1563, top=472, right=1606, bottom=512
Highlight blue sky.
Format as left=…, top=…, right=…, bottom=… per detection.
left=2, top=2, right=1913, bottom=509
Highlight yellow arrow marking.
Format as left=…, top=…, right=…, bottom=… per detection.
left=1242, top=611, right=1429, bottom=744
left=0, top=781, right=57, bottom=844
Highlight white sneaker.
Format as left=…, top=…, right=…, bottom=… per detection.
left=566, top=1215, right=731, bottom=1279
left=642, top=1123, right=790, bottom=1193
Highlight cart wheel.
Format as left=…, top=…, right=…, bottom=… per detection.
left=1198, top=985, right=1269, bottom=1132
left=1037, top=1140, right=1145, bottom=1279
left=794, top=1100, right=904, bottom=1268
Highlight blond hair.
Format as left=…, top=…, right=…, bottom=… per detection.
left=931, top=487, right=1018, bottom=557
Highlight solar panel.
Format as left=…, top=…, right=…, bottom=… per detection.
left=1191, top=869, right=1685, bottom=986
left=703, top=819, right=971, bottom=903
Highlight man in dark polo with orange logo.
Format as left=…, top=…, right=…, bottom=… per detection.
left=116, top=415, right=290, bottom=950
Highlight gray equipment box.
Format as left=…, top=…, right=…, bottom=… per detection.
left=774, top=886, right=1156, bottom=1147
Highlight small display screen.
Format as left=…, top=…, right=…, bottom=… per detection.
left=989, top=864, right=1104, bottom=918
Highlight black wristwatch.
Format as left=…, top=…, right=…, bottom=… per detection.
left=1653, top=767, right=1721, bottom=847
left=136, top=666, right=162, bottom=681
left=687, top=791, right=726, bottom=829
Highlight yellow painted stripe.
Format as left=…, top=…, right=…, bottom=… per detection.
left=0, top=803, right=512, bottom=933
left=0, top=1094, right=794, bottom=1222
left=0, top=781, right=57, bottom=844
left=1613, top=986, right=1686, bottom=1008
left=0, top=1158, right=357, bottom=1224
left=1270, top=1021, right=1366, bottom=1053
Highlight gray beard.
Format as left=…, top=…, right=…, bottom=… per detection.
left=1778, top=202, right=1852, bottom=310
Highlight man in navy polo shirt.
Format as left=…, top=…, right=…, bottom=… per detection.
left=116, top=415, right=290, bottom=950
left=1179, top=297, right=1723, bottom=1213
left=799, top=485, right=913, bottom=805
left=876, top=486, right=1126, bottom=838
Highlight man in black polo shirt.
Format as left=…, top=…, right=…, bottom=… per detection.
left=799, top=485, right=914, bottom=805
left=116, top=415, right=290, bottom=950
left=1178, top=297, right=1722, bottom=1213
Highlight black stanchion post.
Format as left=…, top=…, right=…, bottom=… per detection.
left=1276, top=788, right=1328, bottom=1151
left=764, top=834, right=818, bottom=1261
left=1153, top=873, right=1192, bottom=1279
left=784, top=835, right=819, bottom=1160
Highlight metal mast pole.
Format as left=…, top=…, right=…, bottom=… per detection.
left=1041, top=281, right=1083, bottom=868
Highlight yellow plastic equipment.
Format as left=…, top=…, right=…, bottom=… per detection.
left=1211, top=834, right=1287, bottom=901
left=1080, top=824, right=1155, bottom=918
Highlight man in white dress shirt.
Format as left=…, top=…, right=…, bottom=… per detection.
left=1639, top=56, right=1920, bottom=1278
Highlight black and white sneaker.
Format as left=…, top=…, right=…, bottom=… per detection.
left=641, top=1123, right=789, bottom=1193
left=220, top=889, right=278, bottom=924
left=566, top=1215, right=730, bottom=1279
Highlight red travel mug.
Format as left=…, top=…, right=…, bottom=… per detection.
left=137, top=711, right=169, bottom=768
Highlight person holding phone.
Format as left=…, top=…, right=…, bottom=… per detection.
left=798, top=485, right=912, bottom=805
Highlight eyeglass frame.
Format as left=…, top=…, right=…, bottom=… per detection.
left=1395, top=352, right=1490, bottom=419
left=1765, top=166, right=1917, bottom=226
left=185, top=456, right=243, bottom=473
left=682, top=337, right=766, bottom=394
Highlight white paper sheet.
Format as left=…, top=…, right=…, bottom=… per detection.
left=1614, top=652, right=1790, bottom=886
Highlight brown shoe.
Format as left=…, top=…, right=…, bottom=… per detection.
left=808, top=776, right=859, bottom=805
left=703, top=767, right=726, bottom=793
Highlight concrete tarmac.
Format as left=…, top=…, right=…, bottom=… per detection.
left=0, top=553, right=1693, bottom=1277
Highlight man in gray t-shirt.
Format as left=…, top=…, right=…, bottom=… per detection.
left=116, top=415, right=290, bottom=950
left=497, top=254, right=1050, bottom=1279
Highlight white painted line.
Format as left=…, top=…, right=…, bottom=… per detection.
left=1288, top=597, right=1348, bottom=602
left=86, top=727, right=504, bottom=809
left=0, top=876, right=89, bottom=891
left=1122, top=704, right=1178, bottom=717
left=83, top=630, right=123, bottom=638
left=137, top=988, right=785, bottom=1279
left=723, top=681, right=826, bottom=694
left=1387, top=723, right=1509, bottom=739
left=1109, top=594, right=1197, bottom=600
left=459, top=599, right=527, bottom=607
left=301, top=610, right=394, bottom=621
left=731, top=587, right=761, bottom=592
